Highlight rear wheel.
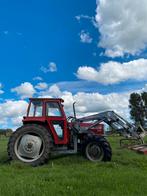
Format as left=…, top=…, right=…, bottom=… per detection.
left=83, top=136, right=112, bottom=162
left=8, top=124, right=53, bottom=166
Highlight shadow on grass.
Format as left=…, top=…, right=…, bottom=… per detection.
left=0, top=152, right=88, bottom=169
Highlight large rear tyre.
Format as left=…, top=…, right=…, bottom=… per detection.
left=83, top=136, right=112, bottom=162
left=8, top=124, right=53, bottom=166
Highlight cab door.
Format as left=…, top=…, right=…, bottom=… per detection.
left=45, top=101, right=68, bottom=144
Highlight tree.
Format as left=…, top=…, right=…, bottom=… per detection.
left=129, top=93, right=145, bottom=125
left=141, top=92, right=147, bottom=119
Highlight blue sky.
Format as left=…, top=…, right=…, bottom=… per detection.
left=0, top=0, right=147, bottom=129
left=0, top=0, right=99, bottom=97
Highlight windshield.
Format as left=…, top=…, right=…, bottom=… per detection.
left=28, top=101, right=43, bottom=117
left=46, top=102, right=62, bottom=117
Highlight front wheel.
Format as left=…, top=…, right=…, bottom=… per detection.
left=83, top=136, right=112, bottom=162
left=8, top=124, right=53, bottom=166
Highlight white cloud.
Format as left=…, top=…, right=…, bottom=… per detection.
left=75, top=15, right=98, bottom=27
left=0, top=87, right=130, bottom=129
left=35, top=82, right=48, bottom=90
left=40, top=84, right=61, bottom=98
left=80, top=30, right=93, bottom=44
left=38, top=84, right=130, bottom=119
left=33, top=76, right=43, bottom=81
left=0, top=100, right=28, bottom=118
left=76, top=15, right=92, bottom=22
left=76, top=58, right=147, bottom=84
left=41, top=62, right=57, bottom=73
left=11, top=82, right=36, bottom=99
left=1, top=83, right=147, bottom=130
left=74, top=92, right=129, bottom=118
left=0, top=100, right=28, bottom=129
left=11, top=116, right=23, bottom=127
left=96, top=0, right=147, bottom=57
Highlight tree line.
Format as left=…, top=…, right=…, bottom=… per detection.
left=0, top=129, right=13, bottom=137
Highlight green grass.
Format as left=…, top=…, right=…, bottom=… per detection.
left=0, top=137, right=147, bottom=196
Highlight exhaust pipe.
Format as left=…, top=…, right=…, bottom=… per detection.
left=73, top=102, right=77, bottom=119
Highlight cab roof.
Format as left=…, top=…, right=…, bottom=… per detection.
left=29, top=98, right=64, bottom=102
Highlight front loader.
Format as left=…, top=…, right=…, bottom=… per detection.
left=7, top=98, right=146, bottom=166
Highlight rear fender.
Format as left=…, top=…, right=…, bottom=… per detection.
left=23, top=120, right=54, bottom=141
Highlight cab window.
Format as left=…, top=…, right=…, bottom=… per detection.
left=46, top=102, right=62, bottom=117
left=29, top=101, right=43, bottom=117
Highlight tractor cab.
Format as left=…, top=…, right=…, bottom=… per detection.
left=23, top=98, right=69, bottom=145
left=26, top=98, right=65, bottom=118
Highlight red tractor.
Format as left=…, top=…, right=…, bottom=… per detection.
left=8, top=98, right=112, bottom=166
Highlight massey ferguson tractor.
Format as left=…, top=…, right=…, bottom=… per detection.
left=7, top=98, right=146, bottom=166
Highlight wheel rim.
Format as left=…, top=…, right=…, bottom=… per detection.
left=86, top=142, right=104, bottom=162
left=14, top=133, right=45, bottom=163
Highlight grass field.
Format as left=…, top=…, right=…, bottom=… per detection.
left=0, top=137, right=147, bottom=196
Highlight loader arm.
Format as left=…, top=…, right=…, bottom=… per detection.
left=73, top=111, right=145, bottom=139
